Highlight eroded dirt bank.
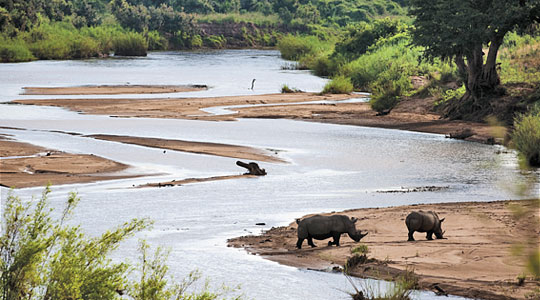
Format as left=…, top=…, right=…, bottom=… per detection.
left=228, top=200, right=540, bottom=300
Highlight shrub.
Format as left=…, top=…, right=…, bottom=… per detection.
left=0, top=187, right=243, bottom=300
left=322, top=76, right=354, bottom=94
left=147, top=30, right=168, bottom=50
left=512, top=104, right=540, bottom=167
left=0, top=186, right=149, bottom=299
left=113, top=31, right=148, bottom=56
left=0, top=37, right=35, bottom=62
left=281, top=84, right=302, bottom=93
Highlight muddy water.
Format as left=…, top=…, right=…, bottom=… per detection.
left=0, top=50, right=536, bottom=300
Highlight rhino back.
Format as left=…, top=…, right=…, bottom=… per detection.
left=299, top=215, right=350, bottom=235
left=406, top=211, right=437, bottom=232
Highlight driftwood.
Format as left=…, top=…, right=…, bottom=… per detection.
left=236, top=161, right=266, bottom=176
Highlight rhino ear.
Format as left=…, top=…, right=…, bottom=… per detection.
left=440, top=218, right=445, bottom=223
left=351, top=217, right=358, bottom=223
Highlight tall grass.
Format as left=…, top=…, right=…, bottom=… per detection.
left=322, top=76, right=354, bottom=94
left=277, top=34, right=334, bottom=61
left=512, top=104, right=540, bottom=167
left=113, top=31, right=148, bottom=56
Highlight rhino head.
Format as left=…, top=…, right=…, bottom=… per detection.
left=434, top=217, right=445, bottom=239
left=348, top=217, right=368, bottom=242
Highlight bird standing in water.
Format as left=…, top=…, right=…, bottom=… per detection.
left=250, top=79, right=256, bottom=90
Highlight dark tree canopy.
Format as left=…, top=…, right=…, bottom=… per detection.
left=410, top=0, right=540, bottom=113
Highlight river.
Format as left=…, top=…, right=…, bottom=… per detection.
left=0, top=50, right=535, bottom=300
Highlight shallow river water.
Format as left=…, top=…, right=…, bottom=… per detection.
left=0, top=50, right=537, bottom=300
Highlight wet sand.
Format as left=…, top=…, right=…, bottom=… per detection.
left=22, top=84, right=207, bottom=95
left=0, top=139, right=138, bottom=188
left=228, top=200, right=540, bottom=300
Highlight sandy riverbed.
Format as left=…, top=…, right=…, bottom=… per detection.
left=228, top=200, right=540, bottom=300
left=21, top=84, right=207, bottom=95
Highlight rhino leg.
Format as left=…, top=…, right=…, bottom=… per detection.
left=332, top=232, right=341, bottom=246
left=426, top=231, right=434, bottom=240
left=307, top=237, right=317, bottom=248
left=296, top=238, right=304, bottom=249
left=408, top=231, right=415, bottom=241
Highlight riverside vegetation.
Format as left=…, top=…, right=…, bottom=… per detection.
left=0, top=186, right=242, bottom=300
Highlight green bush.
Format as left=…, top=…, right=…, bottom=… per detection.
left=281, top=84, right=302, bottom=93
left=0, top=187, right=243, bottom=300
left=322, top=76, right=354, bottom=94
left=0, top=186, right=149, bottom=299
left=277, top=34, right=333, bottom=61
left=147, top=30, right=168, bottom=50
left=0, top=37, right=35, bottom=62
left=113, top=31, right=148, bottom=56
left=512, top=105, right=540, bottom=167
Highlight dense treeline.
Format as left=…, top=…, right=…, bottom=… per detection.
left=0, top=0, right=406, bottom=61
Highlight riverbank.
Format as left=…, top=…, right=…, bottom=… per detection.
left=228, top=200, right=540, bottom=300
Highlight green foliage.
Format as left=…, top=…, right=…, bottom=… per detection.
left=333, top=18, right=408, bottom=60
left=346, top=269, right=416, bottom=300
left=351, top=244, right=369, bottom=256
left=322, top=76, right=354, bottom=94
left=113, top=31, right=148, bottom=56
left=512, top=104, right=540, bottom=167
left=0, top=187, right=243, bottom=300
left=281, top=84, right=302, bottom=93
left=196, top=12, right=280, bottom=27
left=277, top=34, right=334, bottom=61
left=0, top=186, right=150, bottom=300
left=147, top=30, right=168, bottom=50
left=0, top=36, right=35, bottom=62
left=500, top=36, right=540, bottom=85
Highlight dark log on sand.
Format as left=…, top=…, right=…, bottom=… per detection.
left=236, top=161, right=266, bottom=176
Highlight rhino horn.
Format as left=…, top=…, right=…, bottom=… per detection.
left=296, top=218, right=300, bottom=224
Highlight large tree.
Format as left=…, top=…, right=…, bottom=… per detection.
left=409, top=0, right=540, bottom=117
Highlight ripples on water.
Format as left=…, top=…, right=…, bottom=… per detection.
left=0, top=50, right=537, bottom=300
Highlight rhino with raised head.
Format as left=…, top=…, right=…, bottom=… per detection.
left=296, top=214, right=368, bottom=249
left=405, top=211, right=445, bottom=241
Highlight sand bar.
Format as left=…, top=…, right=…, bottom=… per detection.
left=13, top=92, right=502, bottom=143
left=87, top=134, right=284, bottom=163
left=228, top=200, right=539, bottom=300
left=21, top=84, right=207, bottom=95
left=0, top=139, right=139, bottom=188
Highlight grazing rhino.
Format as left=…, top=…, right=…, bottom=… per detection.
left=405, top=211, right=445, bottom=241
left=296, top=215, right=368, bottom=249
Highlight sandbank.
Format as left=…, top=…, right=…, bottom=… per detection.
left=0, top=138, right=139, bottom=188
left=21, top=84, right=207, bottom=95
left=13, top=92, right=503, bottom=143
left=228, top=200, right=540, bottom=300
left=86, top=134, right=284, bottom=163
